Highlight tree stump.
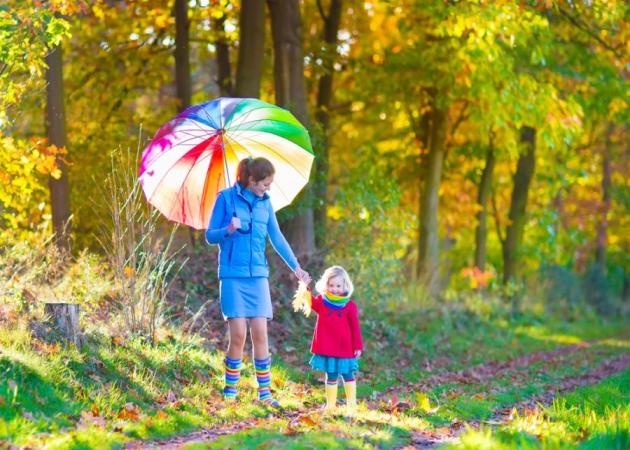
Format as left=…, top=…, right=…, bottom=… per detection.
left=44, top=303, right=82, bottom=348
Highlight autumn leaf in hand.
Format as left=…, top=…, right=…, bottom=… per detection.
left=292, top=281, right=311, bottom=317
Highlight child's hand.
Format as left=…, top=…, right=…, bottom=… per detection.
left=354, top=350, right=362, bottom=358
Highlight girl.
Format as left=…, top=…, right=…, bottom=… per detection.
left=296, top=266, right=364, bottom=412
left=206, top=157, right=311, bottom=407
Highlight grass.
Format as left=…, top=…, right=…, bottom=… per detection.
left=446, top=367, right=630, bottom=449
left=185, top=410, right=419, bottom=450
left=0, top=322, right=275, bottom=448
left=414, top=337, right=629, bottom=425
left=1, top=298, right=628, bottom=449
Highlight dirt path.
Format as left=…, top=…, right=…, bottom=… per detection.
left=406, top=352, right=630, bottom=449
left=390, top=341, right=591, bottom=393
left=125, top=407, right=320, bottom=449
left=127, top=342, right=629, bottom=450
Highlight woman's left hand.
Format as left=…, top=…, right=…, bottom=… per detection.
left=294, top=266, right=311, bottom=285
left=354, top=350, right=362, bottom=358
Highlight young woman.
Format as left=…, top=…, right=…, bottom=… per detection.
left=205, top=157, right=311, bottom=407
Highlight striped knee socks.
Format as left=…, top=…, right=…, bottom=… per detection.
left=223, top=356, right=242, bottom=399
left=254, top=356, right=279, bottom=407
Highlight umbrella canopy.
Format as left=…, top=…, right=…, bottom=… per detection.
left=139, top=97, right=314, bottom=229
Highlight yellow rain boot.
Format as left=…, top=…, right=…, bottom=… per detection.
left=344, top=380, right=357, bottom=414
left=324, top=382, right=338, bottom=411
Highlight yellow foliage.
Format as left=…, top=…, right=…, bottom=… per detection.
left=0, top=134, right=61, bottom=245
left=327, top=205, right=343, bottom=221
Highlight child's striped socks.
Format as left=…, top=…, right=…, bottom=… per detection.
left=223, top=356, right=242, bottom=399
left=254, top=356, right=280, bottom=407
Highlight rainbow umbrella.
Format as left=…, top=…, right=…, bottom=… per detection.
left=138, top=97, right=314, bottom=229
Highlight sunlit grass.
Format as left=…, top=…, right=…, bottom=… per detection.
left=445, top=368, right=630, bottom=449
left=1, top=294, right=627, bottom=448
left=187, top=403, right=425, bottom=449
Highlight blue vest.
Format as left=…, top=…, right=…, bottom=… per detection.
left=205, top=183, right=298, bottom=278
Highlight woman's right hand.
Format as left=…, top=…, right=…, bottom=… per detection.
left=294, top=266, right=311, bottom=285
left=227, top=217, right=241, bottom=234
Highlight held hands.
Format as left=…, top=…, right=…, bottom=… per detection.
left=294, top=266, right=311, bottom=285
left=354, top=350, right=362, bottom=358
left=227, top=217, right=241, bottom=234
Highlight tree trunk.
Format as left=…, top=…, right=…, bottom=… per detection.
left=622, top=271, right=630, bottom=305
left=45, top=44, right=71, bottom=254
left=235, top=0, right=265, bottom=97
left=267, top=0, right=315, bottom=256
left=313, top=0, right=343, bottom=249
left=474, top=143, right=496, bottom=271
left=314, top=0, right=342, bottom=248
left=502, top=126, right=536, bottom=285
left=175, top=0, right=192, bottom=109
left=214, top=14, right=233, bottom=96
left=174, top=0, right=198, bottom=247
left=417, top=106, right=448, bottom=294
left=595, top=125, right=612, bottom=267
left=45, top=303, right=81, bottom=347
left=408, top=89, right=434, bottom=276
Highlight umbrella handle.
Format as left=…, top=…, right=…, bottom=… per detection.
left=229, top=187, right=238, bottom=217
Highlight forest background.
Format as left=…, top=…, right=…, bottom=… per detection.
left=0, top=0, right=628, bottom=448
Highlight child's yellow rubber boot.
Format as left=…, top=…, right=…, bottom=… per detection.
left=324, top=382, right=338, bottom=411
left=344, top=380, right=357, bottom=415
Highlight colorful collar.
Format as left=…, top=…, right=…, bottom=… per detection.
left=323, top=292, right=350, bottom=310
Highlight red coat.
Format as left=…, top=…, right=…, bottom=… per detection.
left=310, top=294, right=364, bottom=358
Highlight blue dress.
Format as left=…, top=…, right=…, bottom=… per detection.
left=206, top=183, right=299, bottom=320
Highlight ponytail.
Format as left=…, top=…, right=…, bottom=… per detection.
left=236, top=157, right=275, bottom=187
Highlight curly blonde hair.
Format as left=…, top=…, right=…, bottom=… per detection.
left=315, top=265, right=354, bottom=297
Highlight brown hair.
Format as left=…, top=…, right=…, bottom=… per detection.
left=236, top=157, right=275, bottom=187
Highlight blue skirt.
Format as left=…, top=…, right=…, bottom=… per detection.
left=310, top=354, right=359, bottom=375
left=220, top=277, right=272, bottom=320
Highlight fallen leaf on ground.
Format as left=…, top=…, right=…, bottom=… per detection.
left=79, top=410, right=106, bottom=428
left=171, top=399, right=187, bottom=410
left=118, top=402, right=140, bottom=421
left=297, top=415, right=318, bottom=427
left=111, top=335, right=126, bottom=347
left=284, top=426, right=300, bottom=436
